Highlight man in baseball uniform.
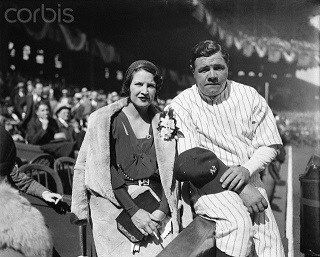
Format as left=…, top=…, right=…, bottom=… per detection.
left=169, top=40, right=285, bottom=257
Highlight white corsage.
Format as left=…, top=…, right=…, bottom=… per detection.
left=157, top=108, right=183, bottom=141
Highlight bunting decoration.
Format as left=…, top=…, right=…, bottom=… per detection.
left=24, top=23, right=120, bottom=63
left=193, top=1, right=320, bottom=69
left=59, top=25, right=87, bottom=51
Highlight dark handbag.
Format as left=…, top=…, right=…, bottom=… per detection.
left=116, top=190, right=160, bottom=243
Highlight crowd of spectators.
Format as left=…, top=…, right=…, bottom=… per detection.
left=1, top=74, right=318, bottom=149
left=0, top=76, right=174, bottom=151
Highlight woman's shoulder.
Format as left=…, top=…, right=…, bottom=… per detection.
left=88, top=98, right=129, bottom=122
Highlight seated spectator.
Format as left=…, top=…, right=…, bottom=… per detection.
left=0, top=126, right=53, bottom=257
left=54, top=104, right=75, bottom=142
left=13, top=81, right=26, bottom=120
left=70, top=118, right=86, bottom=150
left=25, top=101, right=59, bottom=145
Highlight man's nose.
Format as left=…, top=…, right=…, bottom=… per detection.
left=208, top=72, right=218, bottom=83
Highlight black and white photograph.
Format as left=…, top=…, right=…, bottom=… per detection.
left=0, top=1, right=319, bottom=256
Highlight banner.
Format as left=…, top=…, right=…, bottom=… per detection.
left=192, top=1, right=320, bottom=68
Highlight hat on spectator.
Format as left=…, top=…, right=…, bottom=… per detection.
left=55, top=104, right=71, bottom=115
left=0, top=126, right=16, bottom=178
left=174, top=147, right=228, bottom=194
left=16, top=82, right=24, bottom=88
left=74, top=93, right=82, bottom=99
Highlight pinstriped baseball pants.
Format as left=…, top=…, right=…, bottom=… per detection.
left=193, top=187, right=285, bottom=257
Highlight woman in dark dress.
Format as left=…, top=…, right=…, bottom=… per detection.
left=71, top=61, right=181, bottom=256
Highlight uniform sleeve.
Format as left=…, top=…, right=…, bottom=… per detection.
left=251, top=92, right=282, bottom=148
left=168, top=100, right=199, bottom=155
left=243, top=91, right=283, bottom=175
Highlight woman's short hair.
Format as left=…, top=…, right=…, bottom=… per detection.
left=189, top=40, right=230, bottom=71
left=34, top=100, right=51, bottom=115
left=120, top=60, right=163, bottom=97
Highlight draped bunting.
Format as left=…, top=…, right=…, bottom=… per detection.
left=193, top=1, right=320, bottom=69
left=24, top=23, right=120, bottom=63
left=59, top=25, right=87, bottom=51
left=23, top=23, right=193, bottom=88
left=24, top=23, right=50, bottom=41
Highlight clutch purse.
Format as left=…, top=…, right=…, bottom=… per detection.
left=116, top=190, right=160, bottom=243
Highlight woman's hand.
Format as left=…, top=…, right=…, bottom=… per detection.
left=131, top=209, right=158, bottom=236
left=151, top=210, right=166, bottom=225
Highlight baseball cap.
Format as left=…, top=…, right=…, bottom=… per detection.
left=174, top=147, right=228, bottom=194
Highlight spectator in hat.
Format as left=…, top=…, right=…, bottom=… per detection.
left=54, top=104, right=75, bottom=142
left=168, top=40, right=284, bottom=256
left=71, top=60, right=181, bottom=256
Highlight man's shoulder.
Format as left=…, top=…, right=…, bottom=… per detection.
left=171, top=85, right=196, bottom=104
left=230, top=80, right=259, bottom=95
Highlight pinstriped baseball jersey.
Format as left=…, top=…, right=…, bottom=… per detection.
left=170, top=81, right=282, bottom=171
left=169, top=80, right=285, bottom=257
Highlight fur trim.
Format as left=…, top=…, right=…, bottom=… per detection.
left=0, top=182, right=52, bottom=257
left=71, top=98, right=181, bottom=233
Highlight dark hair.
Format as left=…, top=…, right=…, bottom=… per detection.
left=120, top=60, right=163, bottom=97
left=34, top=100, right=51, bottom=116
left=189, top=40, right=230, bottom=71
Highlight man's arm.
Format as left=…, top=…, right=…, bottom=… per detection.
left=220, top=91, right=282, bottom=191
left=10, top=165, right=47, bottom=197
left=10, top=165, right=62, bottom=203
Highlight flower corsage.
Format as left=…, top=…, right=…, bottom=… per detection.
left=157, top=108, right=183, bottom=141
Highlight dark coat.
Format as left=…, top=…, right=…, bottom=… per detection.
left=25, top=117, right=59, bottom=145
left=13, top=93, right=26, bottom=120
left=20, top=94, right=35, bottom=130
left=55, top=119, right=75, bottom=142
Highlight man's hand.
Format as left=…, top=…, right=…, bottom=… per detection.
left=131, top=209, right=159, bottom=236
left=220, top=166, right=250, bottom=191
left=42, top=191, right=62, bottom=204
left=239, top=184, right=268, bottom=213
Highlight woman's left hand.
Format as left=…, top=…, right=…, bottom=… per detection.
left=151, top=210, right=166, bottom=225
left=131, top=209, right=158, bottom=236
